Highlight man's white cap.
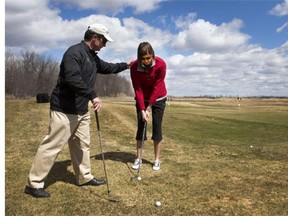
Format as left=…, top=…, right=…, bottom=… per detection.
left=88, top=23, right=113, bottom=42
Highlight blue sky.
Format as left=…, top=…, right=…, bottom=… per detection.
left=5, top=0, right=288, bottom=97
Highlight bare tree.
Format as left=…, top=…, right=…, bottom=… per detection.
left=5, top=51, right=59, bottom=98
left=5, top=50, right=133, bottom=99
left=35, top=55, right=58, bottom=93
left=5, top=51, right=23, bottom=97
left=95, top=74, right=133, bottom=97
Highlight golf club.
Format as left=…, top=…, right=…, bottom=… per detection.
left=95, top=111, right=118, bottom=203
left=136, top=120, right=147, bottom=180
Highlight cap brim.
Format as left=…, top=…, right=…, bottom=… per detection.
left=104, top=34, right=113, bottom=42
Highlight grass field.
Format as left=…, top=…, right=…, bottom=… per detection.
left=5, top=97, right=288, bottom=216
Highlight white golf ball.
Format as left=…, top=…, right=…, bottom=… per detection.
left=155, top=201, right=161, bottom=207
left=137, top=176, right=141, bottom=181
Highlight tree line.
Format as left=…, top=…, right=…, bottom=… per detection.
left=5, top=51, right=133, bottom=99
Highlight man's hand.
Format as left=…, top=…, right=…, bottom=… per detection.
left=127, top=60, right=135, bottom=69
left=92, top=97, right=102, bottom=112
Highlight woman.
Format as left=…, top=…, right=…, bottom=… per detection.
left=130, top=42, right=167, bottom=171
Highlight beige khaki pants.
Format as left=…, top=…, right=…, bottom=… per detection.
left=27, top=110, right=94, bottom=188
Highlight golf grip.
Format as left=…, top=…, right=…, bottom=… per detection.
left=142, top=121, right=147, bottom=144
left=95, top=110, right=100, bottom=131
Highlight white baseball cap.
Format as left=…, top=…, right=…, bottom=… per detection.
left=88, top=23, right=113, bottom=42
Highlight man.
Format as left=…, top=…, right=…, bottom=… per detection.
left=24, top=23, right=132, bottom=198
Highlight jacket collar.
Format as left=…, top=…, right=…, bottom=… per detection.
left=137, top=59, right=156, bottom=72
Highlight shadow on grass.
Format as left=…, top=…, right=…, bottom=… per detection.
left=44, top=152, right=152, bottom=188
left=93, top=151, right=152, bottom=165
left=45, top=159, right=76, bottom=188
left=93, top=151, right=154, bottom=179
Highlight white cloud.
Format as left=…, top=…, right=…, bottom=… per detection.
left=51, top=0, right=164, bottom=14
left=174, top=12, right=197, bottom=29
left=276, top=22, right=288, bottom=32
left=269, top=0, right=288, bottom=16
left=4, top=0, right=288, bottom=97
left=6, top=0, right=72, bottom=53
left=5, top=0, right=171, bottom=60
left=276, top=40, right=288, bottom=55
left=166, top=44, right=288, bottom=96
left=269, top=0, right=288, bottom=42
left=172, top=18, right=251, bottom=53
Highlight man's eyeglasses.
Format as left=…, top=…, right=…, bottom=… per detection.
left=100, top=36, right=107, bottom=45
left=95, top=34, right=107, bottom=45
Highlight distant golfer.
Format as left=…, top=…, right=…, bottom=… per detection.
left=130, top=42, right=167, bottom=171
left=24, top=23, right=132, bottom=198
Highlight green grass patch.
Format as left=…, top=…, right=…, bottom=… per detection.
left=5, top=98, right=288, bottom=215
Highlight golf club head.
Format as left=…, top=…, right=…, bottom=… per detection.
left=108, top=197, right=119, bottom=203
left=129, top=174, right=142, bottom=183
left=107, top=192, right=119, bottom=203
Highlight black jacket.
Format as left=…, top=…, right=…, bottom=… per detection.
left=50, top=40, right=128, bottom=114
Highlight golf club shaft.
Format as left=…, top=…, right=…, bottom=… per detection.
left=137, top=121, right=147, bottom=177
left=95, top=111, right=110, bottom=194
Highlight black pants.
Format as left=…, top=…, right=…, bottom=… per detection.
left=136, top=98, right=166, bottom=141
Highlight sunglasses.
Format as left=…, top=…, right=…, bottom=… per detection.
left=95, top=35, right=107, bottom=45
left=101, top=36, right=108, bottom=45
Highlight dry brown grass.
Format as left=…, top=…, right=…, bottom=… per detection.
left=5, top=98, right=288, bottom=215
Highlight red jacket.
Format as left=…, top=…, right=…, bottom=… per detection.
left=130, top=56, right=167, bottom=111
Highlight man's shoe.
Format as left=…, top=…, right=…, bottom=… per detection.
left=24, top=186, right=50, bottom=198
left=131, top=159, right=142, bottom=170
left=80, top=178, right=107, bottom=186
left=152, top=161, right=160, bottom=171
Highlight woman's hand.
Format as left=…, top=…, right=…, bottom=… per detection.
left=141, top=110, right=149, bottom=122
